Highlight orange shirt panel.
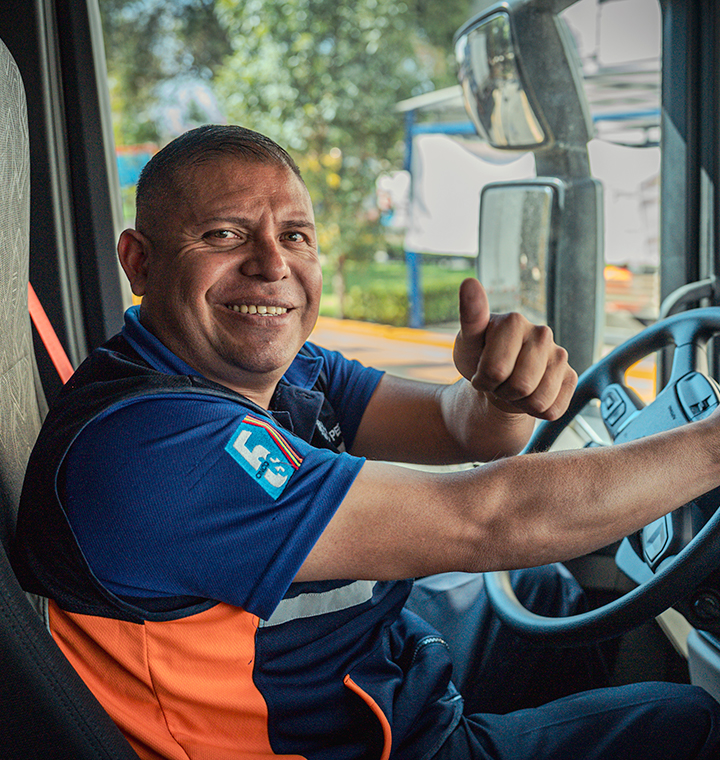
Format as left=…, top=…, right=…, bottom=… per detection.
left=49, top=600, right=307, bottom=760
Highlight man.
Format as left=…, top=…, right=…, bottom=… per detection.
left=13, top=125, right=720, bottom=759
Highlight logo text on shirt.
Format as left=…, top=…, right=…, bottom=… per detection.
left=225, top=415, right=303, bottom=499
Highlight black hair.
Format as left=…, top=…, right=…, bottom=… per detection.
left=135, top=124, right=303, bottom=233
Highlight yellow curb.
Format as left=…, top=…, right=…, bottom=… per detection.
left=313, top=316, right=456, bottom=348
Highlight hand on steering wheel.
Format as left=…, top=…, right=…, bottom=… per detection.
left=485, top=308, right=720, bottom=643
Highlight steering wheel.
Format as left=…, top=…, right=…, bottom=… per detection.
left=484, top=308, right=720, bottom=644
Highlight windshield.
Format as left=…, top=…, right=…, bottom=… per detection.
left=99, top=0, right=662, bottom=398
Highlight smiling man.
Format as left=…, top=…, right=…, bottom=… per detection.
left=13, top=125, right=720, bottom=760
left=119, top=138, right=322, bottom=406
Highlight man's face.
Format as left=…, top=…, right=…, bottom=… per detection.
left=130, top=158, right=322, bottom=403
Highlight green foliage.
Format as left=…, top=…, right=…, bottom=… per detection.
left=406, top=0, right=478, bottom=51
left=99, top=0, right=477, bottom=324
left=215, top=0, right=435, bottom=153
left=212, top=0, right=470, bottom=314
left=323, top=259, right=472, bottom=326
left=99, top=0, right=232, bottom=144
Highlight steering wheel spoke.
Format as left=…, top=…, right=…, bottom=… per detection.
left=599, top=382, right=645, bottom=441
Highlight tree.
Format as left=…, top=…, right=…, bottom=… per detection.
left=99, top=0, right=232, bottom=145
left=213, top=0, right=469, bottom=316
left=99, top=0, right=474, bottom=320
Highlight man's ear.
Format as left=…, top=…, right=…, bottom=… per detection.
left=118, top=229, right=152, bottom=297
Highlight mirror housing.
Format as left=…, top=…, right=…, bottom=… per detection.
left=478, top=178, right=604, bottom=374
left=455, top=2, right=592, bottom=155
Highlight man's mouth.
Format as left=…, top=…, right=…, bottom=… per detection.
left=225, top=303, right=289, bottom=316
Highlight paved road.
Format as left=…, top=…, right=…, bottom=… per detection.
left=311, top=317, right=460, bottom=385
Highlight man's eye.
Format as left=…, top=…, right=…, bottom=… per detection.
left=284, top=232, right=306, bottom=243
left=204, top=229, right=240, bottom=243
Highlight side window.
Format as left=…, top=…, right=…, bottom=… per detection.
left=99, top=0, right=472, bottom=385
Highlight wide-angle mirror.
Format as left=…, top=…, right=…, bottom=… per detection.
left=455, top=10, right=547, bottom=149
left=478, top=176, right=603, bottom=374
left=478, top=179, right=560, bottom=322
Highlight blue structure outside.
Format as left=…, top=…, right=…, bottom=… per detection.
left=116, top=151, right=154, bottom=188
left=400, top=107, right=661, bottom=328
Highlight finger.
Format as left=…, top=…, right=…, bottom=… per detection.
left=471, top=312, right=531, bottom=393
left=495, top=350, right=576, bottom=420
left=457, top=278, right=490, bottom=344
left=490, top=324, right=557, bottom=402
left=542, top=366, right=578, bottom=420
left=475, top=317, right=577, bottom=419
left=454, top=278, right=491, bottom=381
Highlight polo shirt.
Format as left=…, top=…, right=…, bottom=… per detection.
left=13, top=307, right=464, bottom=760
left=62, top=307, right=381, bottom=619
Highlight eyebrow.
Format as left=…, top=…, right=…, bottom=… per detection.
left=200, top=215, right=316, bottom=231
left=279, top=219, right=316, bottom=232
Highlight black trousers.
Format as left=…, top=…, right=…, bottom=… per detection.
left=406, top=566, right=720, bottom=759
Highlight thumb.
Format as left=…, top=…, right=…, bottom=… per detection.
left=454, top=278, right=491, bottom=380
left=458, top=278, right=490, bottom=343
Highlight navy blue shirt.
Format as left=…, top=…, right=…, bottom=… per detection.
left=63, top=307, right=384, bottom=620
left=16, top=306, right=464, bottom=759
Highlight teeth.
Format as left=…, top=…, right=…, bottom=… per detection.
left=227, top=304, right=288, bottom=315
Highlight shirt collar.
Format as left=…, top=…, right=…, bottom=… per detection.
left=121, top=306, right=323, bottom=391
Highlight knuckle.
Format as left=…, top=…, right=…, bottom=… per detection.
left=534, top=324, right=555, bottom=348
left=528, top=386, right=554, bottom=410
left=554, top=344, right=569, bottom=364
left=508, top=376, right=536, bottom=399
left=541, top=405, right=562, bottom=422
left=500, top=311, right=528, bottom=332
left=478, top=362, right=509, bottom=388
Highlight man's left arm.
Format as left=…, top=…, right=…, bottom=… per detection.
left=350, top=278, right=577, bottom=465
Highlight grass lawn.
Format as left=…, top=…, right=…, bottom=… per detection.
left=319, top=257, right=475, bottom=325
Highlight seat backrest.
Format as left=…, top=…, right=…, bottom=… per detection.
left=0, top=31, right=43, bottom=552
left=0, top=37, right=139, bottom=759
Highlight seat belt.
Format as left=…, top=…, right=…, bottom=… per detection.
left=28, top=283, right=74, bottom=384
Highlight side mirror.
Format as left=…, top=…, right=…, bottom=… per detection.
left=455, top=10, right=547, bottom=150
left=478, top=180, right=557, bottom=319
left=455, top=3, right=592, bottom=154
left=478, top=178, right=604, bottom=374
left=459, top=2, right=601, bottom=375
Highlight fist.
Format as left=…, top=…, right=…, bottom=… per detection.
left=453, top=278, right=577, bottom=420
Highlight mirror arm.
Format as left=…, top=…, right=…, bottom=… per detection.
left=660, top=278, right=717, bottom=319
left=535, top=145, right=592, bottom=181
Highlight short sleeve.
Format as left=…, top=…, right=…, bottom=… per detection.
left=62, top=394, right=364, bottom=620
left=290, top=343, right=384, bottom=449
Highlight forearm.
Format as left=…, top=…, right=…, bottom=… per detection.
left=351, top=374, right=535, bottom=465
left=300, top=414, right=720, bottom=582
left=456, top=416, right=720, bottom=571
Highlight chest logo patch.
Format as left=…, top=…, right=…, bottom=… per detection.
left=225, top=414, right=303, bottom=499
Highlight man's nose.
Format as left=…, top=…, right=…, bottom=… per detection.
left=240, top=236, right=290, bottom=280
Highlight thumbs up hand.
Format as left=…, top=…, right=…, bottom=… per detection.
left=453, top=279, right=577, bottom=421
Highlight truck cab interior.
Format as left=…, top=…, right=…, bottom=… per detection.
left=1, top=0, right=720, bottom=757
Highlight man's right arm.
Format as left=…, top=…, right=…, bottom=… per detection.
left=295, top=410, right=720, bottom=582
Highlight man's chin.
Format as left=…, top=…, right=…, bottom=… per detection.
left=219, top=351, right=296, bottom=382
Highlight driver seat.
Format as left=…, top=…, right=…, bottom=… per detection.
left=0, top=36, right=139, bottom=758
